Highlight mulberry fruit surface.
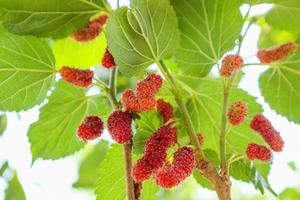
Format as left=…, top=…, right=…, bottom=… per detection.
left=227, top=101, right=248, bottom=126
left=246, top=143, right=272, bottom=161
left=77, top=116, right=104, bottom=141
left=220, top=55, right=244, bottom=77
left=60, top=67, right=93, bottom=87
left=136, top=73, right=163, bottom=98
left=108, top=111, right=132, bottom=144
left=102, top=48, right=116, bottom=68
left=156, top=99, right=174, bottom=122
left=121, top=90, right=156, bottom=113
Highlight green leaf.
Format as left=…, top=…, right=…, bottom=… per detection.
left=133, top=111, right=164, bottom=154
left=230, top=159, right=254, bottom=182
left=0, top=31, right=56, bottom=111
left=193, top=170, right=214, bottom=190
left=170, top=0, right=243, bottom=76
left=259, top=47, right=300, bottom=124
left=287, top=161, right=297, bottom=172
left=28, top=80, right=111, bottom=160
left=0, top=0, right=107, bottom=38
left=5, top=175, right=26, bottom=200
left=0, top=161, right=8, bottom=176
left=141, top=180, right=160, bottom=200
left=265, top=0, right=300, bottom=32
left=52, top=34, right=107, bottom=70
left=243, top=0, right=275, bottom=4
left=106, top=0, right=180, bottom=77
left=73, top=140, right=109, bottom=188
left=95, top=145, right=127, bottom=200
left=177, top=75, right=265, bottom=156
left=279, top=188, right=300, bottom=200
left=0, top=114, right=7, bottom=136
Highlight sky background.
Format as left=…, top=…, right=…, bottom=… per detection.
left=0, top=1, right=300, bottom=200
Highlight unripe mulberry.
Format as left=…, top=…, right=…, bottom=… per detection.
left=107, top=111, right=132, bottom=144
left=72, top=15, right=108, bottom=42
left=155, top=147, right=196, bottom=188
left=246, top=143, right=272, bottom=161
left=102, top=48, right=116, bottom=68
left=136, top=74, right=163, bottom=98
left=121, top=90, right=156, bottom=113
left=257, top=42, right=298, bottom=64
left=220, top=55, right=244, bottom=77
left=60, top=67, right=93, bottom=87
left=250, top=114, right=284, bottom=152
left=227, top=101, right=248, bottom=126
left=77, top=116, right=103, bottom=141
left=156, top=99, right=174, bottom=122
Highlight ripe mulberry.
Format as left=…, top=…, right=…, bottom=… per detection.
left=132, top=159, right=154, bottom=182
left=227, top=101, right=248, bottom=126
left=77, top=116, right=103, bottom=141
left=257, top=42, right=298, bottom=64
left=121, top=90, right=156, bottom=113
left=220, top=55, right=244, bottom=77
left=246, top=143, right=272, bottom=161
left=72, top=15, right=108, bottom=42
left=155, top=147, right=196, bottom=188
left=250, top=114, right=284, bottom=152
left=156, top=99, right=174, bottom=122
left=102, top=48, right=116, bottom=68
left=107, top=111, right=132, bottom=144
left=136, top=74, right=163, bottom=98
left=60, top=66, right=93, bottom=87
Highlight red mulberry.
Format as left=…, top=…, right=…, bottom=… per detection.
left=220, top=55, right=244, bottom=77
left=246, top=143, right=272, bottom=162
left=227, top=101, right=248, bottom=126
left=155, top=147, right=196, bottom=188
left=136, top=74, right=163, bottom=98
left=108, top=111, right=132, bottom=144
left=72, top=15, right=108, bottom=42
left=77, top=116, right=103, bottom=141
left=250, top=114, right=284, bottom=152
left=197, top=133, right=204, bottom=145
left=60, top=66, right=93, bottom=87
left=102, top=48, right=116, bottom=68
left=257, top=42, right=298, bottom=64
left=121, top=90, right=156, bottom=113
left=156, top=99, right=174, bottom=122
left=132, top=159, right=154, bottom=182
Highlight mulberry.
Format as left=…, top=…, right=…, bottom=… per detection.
left=220, top=55, right=244, bottom=77
left=250, top=114, right=284, bottom=152
left=155, top=147, right=196, bottom=188
left=121, top=90, right=156, bottom=113
left=257, top=42, right=298, bottom=64
left=246, top=143, right=272, bottom=161
left=107, top=111, right=132, bottom=144
left=77, top=116, right=103, bottom=141
left=60, top=66, right=93, bottom=87
left=102, top=48, right=116, bottom=68
left=227, top=101, right=248, bottom=126
left=136, top=74, right=163, bottom=98
left=132, top=159, right=154, bottom=182
left=156, top=99, right=174, bottom=122
left=72, top=15, right=108, bottom=42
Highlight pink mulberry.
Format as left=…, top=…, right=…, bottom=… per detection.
left=156, top=99, right=174, bottom=122
left=77, top=116, right=103, bottom=141
left=102, top=48, right=116, bottom=68
left=60, top=66, right=93, bottom=87
left=246, top=143, right=272, bottom=162
left=227, top=101, right=248, bottom=126
left=220, top=55, right=244, bottom=77
left=136, top=74, right=163, bottom=98
left=107, top=111, right=132, bottom=144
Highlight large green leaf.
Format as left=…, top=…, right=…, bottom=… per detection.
left=0, top=31, right=56, bottom=111
left=279, top=188, right=300, bottom=200
left=265, top=0, right=300, bottom=32
left=106, top=0, right=180, bottom=77
left=5, top=175, right=26, bottom=200
left=52, top=34, right=107, bottom=70
left=170, top=0, right=243, bottom=76
left=259, top=48, right=300, bottom=124
left=0, top=114, right=7, bottom=136
left=73, top=140, right=109, bottom=188
left=28, top=81, right=111, bottom=160
left=177, top=75, right=265, bottom=156
left=253, top=161, right=276, bottom=196
left=141, top=180, right=160, bottom=200
left=0, top=0, right=107, bottom=38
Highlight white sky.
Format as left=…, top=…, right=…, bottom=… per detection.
left=0, top=1, right=300, bottom=200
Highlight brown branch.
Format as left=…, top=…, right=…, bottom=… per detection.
left=123, top=143, right=136, bottom=200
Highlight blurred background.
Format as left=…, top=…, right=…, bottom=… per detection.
left=0, top=1, right=300, bottom=200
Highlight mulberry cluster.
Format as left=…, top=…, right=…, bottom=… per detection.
left=102, top=48, right=116, bottom=68
left=257, top=42, right=298, bottom=64
left=227, top=101, right=248, bottom=126
left=155, top=147, right=196, bottom=188
left=220, top=55, right=244, bottom=77
left=250, top=114, right=284, bottom=152
left=246, top=143, right=272, bottom=162
left=60, top=66, right=93, bottom=87
left=156, top=99, right=174, bottom=122
left=132, top=125, right=177, bottom=182
left=77, top=116, right=103, bottom=141
left=72, top=14, right=108, bottom=42
left=122, top=74, right=163, bottom=113
left=107, top=111, right=132, bottom=144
